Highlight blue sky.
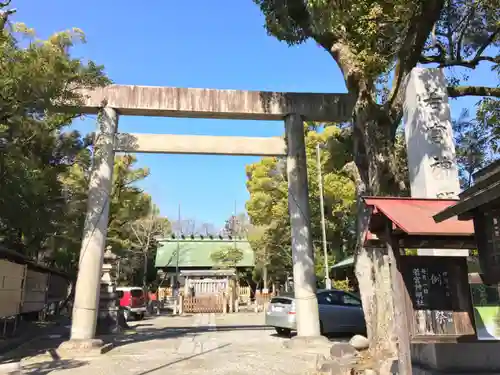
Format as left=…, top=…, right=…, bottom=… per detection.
left=12, top=1, right=493, bottom=228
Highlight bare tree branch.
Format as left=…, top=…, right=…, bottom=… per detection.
left=129, top=223, right=144, bottom=248
left=420, top=54, right=500, bottom=68
left=455, top=4, right=477, bottom=60
left=388, top=0, right=446, bottom=119
left=447, top=85, right=500, bottom=97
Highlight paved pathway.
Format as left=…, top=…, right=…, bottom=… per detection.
left=18, top=313, right=327, bottom=375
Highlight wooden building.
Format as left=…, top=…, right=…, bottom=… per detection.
left=155, top=236, right=254, bottom=276
left=154, top=236, right=255, bottom=313
left=434, top=159, right=500, bottom=285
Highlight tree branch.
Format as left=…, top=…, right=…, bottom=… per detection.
left=0, top=4, right=15, bottom=32
left=420, top=54, right=500, bottom=68
left=456, top=4, right=477, bottom=61
left=129, top=223, right=144, bottom=248
left=420, top=24, right=499, bottom=68
left=387, top=0, right=445, bottom=120
left=447, top=86, right=500, bottom=98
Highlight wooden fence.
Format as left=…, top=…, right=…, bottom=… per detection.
left=183, top=295, right=226, bottom=313
left=237, top=285, right=251, bottom=304
left=187, top=279, right=228, bottom=296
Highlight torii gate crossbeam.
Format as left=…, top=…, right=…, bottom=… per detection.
left=57, top=84, right=352, bottom=354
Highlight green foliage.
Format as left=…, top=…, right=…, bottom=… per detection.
left=253, top=2, right=498, bottom=345
left=314, top=245, right=336, bottom=285
left=0, top=10, right=109, bottom=258
left=245, top=123, right=410, bottom=284
left=0, top=7, right=164, bottom=286
left=254, top=0, right=499, bottom=195
left=254, top=0, right=418, bottom=76
left=210, top=245, right=244, bottom=268
left=51, top=154, right=156, bottom=279
left=246, top=125, right=357, bottom=282
left=405, top=249, right=418, bottom=256
left=453, top=109, right=495, bottom=188
left=332, top=278, right=354, bottom=292
left=106, top=155, right=152, bottom=250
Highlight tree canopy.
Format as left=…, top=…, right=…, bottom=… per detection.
left=0, top=5, right=168, bottom=286
left=254, top=0, right=498, bottom=192
left=253, top=0, right=498, bottom=360
left=247, top=124, right=359, bottom=284
left=0, top=5, right=109, bottom=259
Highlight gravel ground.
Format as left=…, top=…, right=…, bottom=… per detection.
left=19, top=313, right=329, bottom=375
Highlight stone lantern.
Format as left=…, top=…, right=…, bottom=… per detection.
left=96, top=246, right=129, bottom=334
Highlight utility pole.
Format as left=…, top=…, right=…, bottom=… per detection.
left=233, top=200, right=237, bottom=248
left=316, top=143, right=331, bottom=289
left=175, top=203, right=181, bottom=290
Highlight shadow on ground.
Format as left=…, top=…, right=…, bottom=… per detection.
left=109, top=324, right=273, bottom=350
left=133, top=343, right=232, bottom=375
left=269, top=330, right=357, bottom=342
left=0, top=318, right=273, bottom=364
left=22, top=358, right=87, bottom=375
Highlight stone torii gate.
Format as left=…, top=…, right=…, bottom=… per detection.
left=58, top=85, right=353, bottom=352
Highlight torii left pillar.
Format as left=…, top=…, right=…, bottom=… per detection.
left=58, top=107, right=117, bottom=355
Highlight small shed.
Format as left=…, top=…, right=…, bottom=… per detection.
left=362, top=196, right=478, bottom=375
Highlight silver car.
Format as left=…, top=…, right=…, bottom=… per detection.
left=265, top=289, right=366, bottom=336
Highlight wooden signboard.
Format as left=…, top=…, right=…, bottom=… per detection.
left=474, top=209, right=500, bottom=285
left=399, top=256, right=476, bottom=343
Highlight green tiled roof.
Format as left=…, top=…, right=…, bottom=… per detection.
left=154, top=238, right=255, bottom=268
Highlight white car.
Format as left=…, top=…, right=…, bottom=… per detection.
left=265, top=289, right=366, bottom=336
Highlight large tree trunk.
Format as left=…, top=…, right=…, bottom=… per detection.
left=351, top=96, right=399, bottom=360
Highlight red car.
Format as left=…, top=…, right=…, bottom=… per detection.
left=116, top=287, right=147, bottom=321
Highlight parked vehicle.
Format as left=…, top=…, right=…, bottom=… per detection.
left=265, top=289, right=366, bottom=337
left=116, top=287, right=147, bottom=321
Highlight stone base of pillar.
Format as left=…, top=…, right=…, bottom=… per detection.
left=96, top=309, right=128, bottom=335
left=57, top=338, right=113, bottom=358
left=283, top=336, right=331, bottom=356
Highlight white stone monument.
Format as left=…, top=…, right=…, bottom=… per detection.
left=404, top=68, right=468, bottom=257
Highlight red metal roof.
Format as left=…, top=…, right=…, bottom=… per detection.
left=363, top=197, right=474, bottom=236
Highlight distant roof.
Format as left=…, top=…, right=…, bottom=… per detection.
left=331, top=256, right=354, bottom=269
left=155, top=238, right=255, bottom=268
left=363, top=197, right=474, bottom=236
left=0, top=246, right=70, bottom=278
